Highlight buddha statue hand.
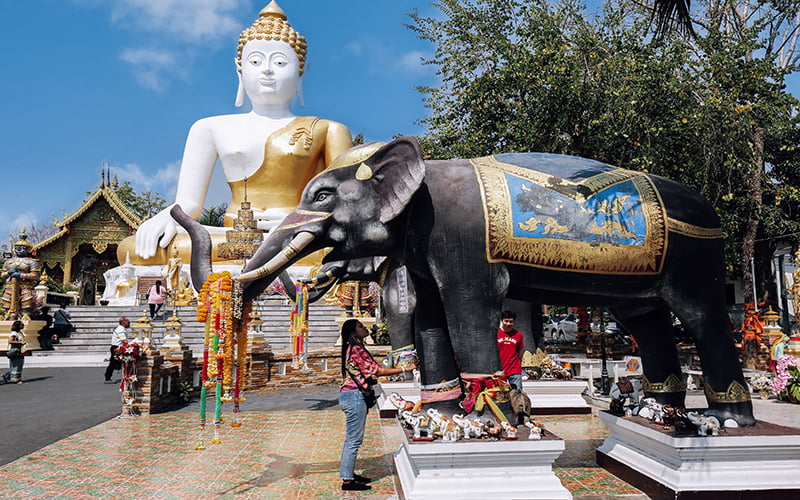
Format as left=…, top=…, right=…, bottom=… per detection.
left=135, top=205, right=180, bottom=259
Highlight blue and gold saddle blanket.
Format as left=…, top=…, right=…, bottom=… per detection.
left=473, top=153, right=668, bottom=275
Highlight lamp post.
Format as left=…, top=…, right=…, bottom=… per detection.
left=131, top=310, right=153, bottom=352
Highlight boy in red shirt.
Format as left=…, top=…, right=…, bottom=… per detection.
left=497, top=310, right=525, bottom=390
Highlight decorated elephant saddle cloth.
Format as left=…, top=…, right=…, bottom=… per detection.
left=473, top=153, right=672, bottom=275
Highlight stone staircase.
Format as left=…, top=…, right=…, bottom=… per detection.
left=45, top=298, right=347, bottom=358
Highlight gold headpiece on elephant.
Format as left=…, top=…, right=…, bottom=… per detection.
left=237, top=1, right=308, bottom=75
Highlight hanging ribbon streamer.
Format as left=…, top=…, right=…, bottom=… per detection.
left=290, top=282, right=310, bottom=371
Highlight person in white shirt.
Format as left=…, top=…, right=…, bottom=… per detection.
left=104, top=317, right=129, bottom=383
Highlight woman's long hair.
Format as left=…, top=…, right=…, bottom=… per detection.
left=11, top=320, right=24, bottom=332
left=340, top=318, right=360, bottom=377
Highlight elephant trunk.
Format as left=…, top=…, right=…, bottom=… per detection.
left=237, top=232, right=315, bottom=283
left=170, top=205, right=212, bottom=291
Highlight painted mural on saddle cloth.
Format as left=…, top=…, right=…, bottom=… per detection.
left=176, top=136, right=755, bottom=427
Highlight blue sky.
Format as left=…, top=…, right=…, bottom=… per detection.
left=2, top=1, right=799, bottom=250
left=0, top=0, right=440, bottom=245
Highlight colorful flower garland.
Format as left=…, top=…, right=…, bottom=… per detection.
left=194, top=271, right=251, bottom=449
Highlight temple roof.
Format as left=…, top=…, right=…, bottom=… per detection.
left=33, top=184, right=141, bottom=251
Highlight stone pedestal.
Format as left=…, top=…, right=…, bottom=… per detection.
left=394, top=422, right=570, bottom=499
left=596, top=411, right=800, bottom=499
left=522, top=380, right=591, bottom=414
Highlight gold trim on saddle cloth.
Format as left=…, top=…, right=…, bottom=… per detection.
left=704, top=380, right=751, bottom=404
left=642, top=373, right=687, bottom=393
left=472, top=156, right=668, bottom=275
left=666, top=217, right=724, bottom=239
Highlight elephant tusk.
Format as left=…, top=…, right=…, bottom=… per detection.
left=235, top=232, right=316, bottom=283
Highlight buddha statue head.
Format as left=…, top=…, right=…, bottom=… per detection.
left=235, top=1, right=307, bottom=108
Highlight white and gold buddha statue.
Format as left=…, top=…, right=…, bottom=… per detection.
left=118, top=1, right=352, bottom=266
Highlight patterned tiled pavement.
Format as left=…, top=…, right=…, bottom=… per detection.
left=0, top=403, right=644, bottom=499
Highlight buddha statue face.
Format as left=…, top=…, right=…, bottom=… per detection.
left=240, top=39, right=301, bottom=109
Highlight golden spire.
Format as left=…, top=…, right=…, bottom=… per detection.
left=237, top=1, right=307, bottom=75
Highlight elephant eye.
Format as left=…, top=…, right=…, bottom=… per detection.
left=314, top=190, right=332, bottom=203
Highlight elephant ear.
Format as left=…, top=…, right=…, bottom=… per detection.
left=365, top=137, right=426, bottom=223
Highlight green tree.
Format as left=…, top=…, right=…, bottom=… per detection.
left=409, top=0, right=800, bottom=303
left=199, top=203, right=228, bottom=227
left=109, top=181, right=168, bottom=221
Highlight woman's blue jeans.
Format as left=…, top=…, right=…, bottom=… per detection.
left=339, top=388, right=367, bottom=480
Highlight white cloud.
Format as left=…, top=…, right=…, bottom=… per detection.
left=396, top=50, right=428, bottom=74
left=111, top=159, right=201, bottom=205
left=343, top=35, right=432, bottom=76
left=120, top=48, right=179, bottom=91
left=108, top=0, right=244, bottom=43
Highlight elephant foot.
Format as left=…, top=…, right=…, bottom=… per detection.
left=705, top=401, right=756, bottom=427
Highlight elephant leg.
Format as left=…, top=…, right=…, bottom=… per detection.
left=413, top=280, right=462, bottom=414
left=610, top=306, right=686, bottom=408
left=439, top=264, right=508, bottom=377
left=664, top=285, right=755, bottom=426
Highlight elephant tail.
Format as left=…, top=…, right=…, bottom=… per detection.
left=169, top=205, right=212, bottom=291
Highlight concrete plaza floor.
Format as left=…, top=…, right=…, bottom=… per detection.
left=1, top=366, right=798, bottom=499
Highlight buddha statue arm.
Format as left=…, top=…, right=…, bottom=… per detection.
left=134, top=119, right=219, bottom=259
left=324, top=121, right=354, bottom=168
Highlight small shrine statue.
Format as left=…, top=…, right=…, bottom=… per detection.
left=120, top=1, right=352, bottom=266
left=1, top=230, right=42, bottom=319
left=166, top=246, right=183, bottom=292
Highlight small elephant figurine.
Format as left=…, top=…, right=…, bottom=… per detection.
left=451, top=414, right=485, bottom=439
left=390, top=392, right=416, bottom=413
left=501, top=421, right=518, bottom=439
left=637, top=397, right=664, bottom=424
left=610, top=378, right=643, bottom=410
left=427, top=408, right=460, bottom=442
left=687, top=411, right=721, bottom=436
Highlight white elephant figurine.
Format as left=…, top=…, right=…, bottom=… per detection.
left=501, top=421, right=518, bottom=439
left=687, top=411, right=721, bottom=436
left=609, top=378, right=643, bottom=408
left=427, top=408, right=460, bottom=442
left=452, top=414, right=485, bottom=439
left=390, top=392, right=416, bottom=413
left=402, top=410, right=434, bottom=440
left=525, top=422, right=543, bottom=440
left=637, top=397, right=664, bottom=424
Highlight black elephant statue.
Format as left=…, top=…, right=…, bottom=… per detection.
left=174, top=136, right=754, bottom=426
